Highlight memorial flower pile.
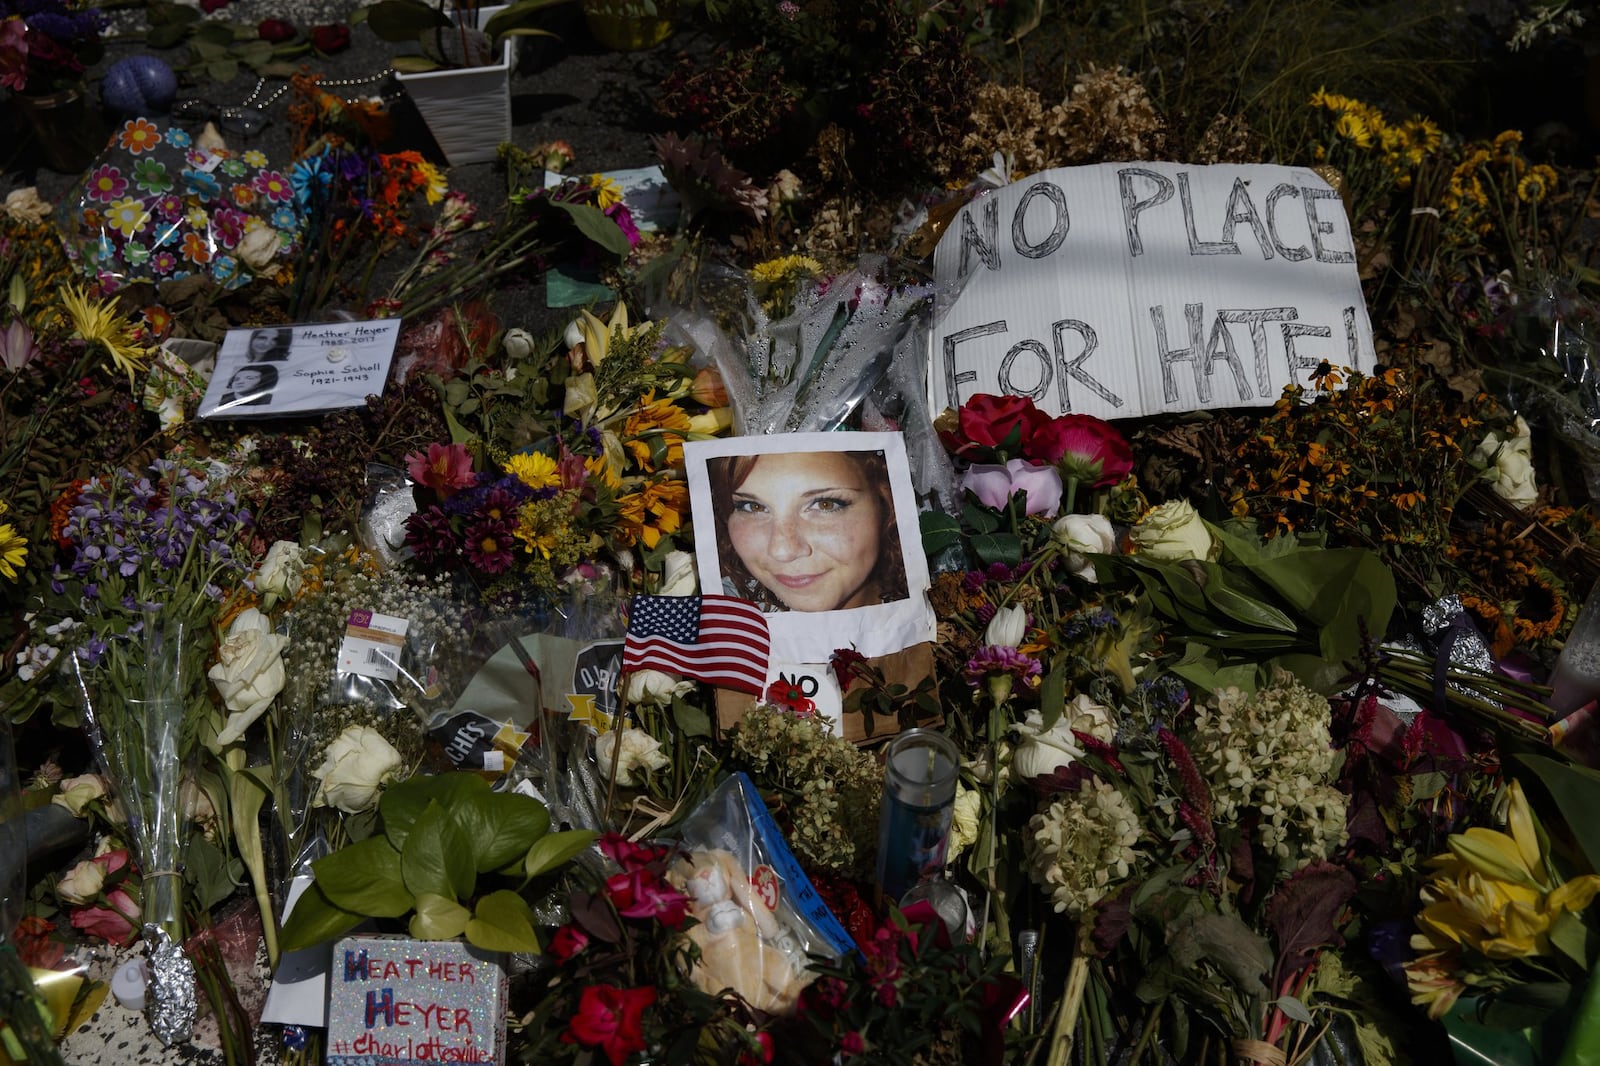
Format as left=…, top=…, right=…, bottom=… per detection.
left=4, top=3, right=1600, bottom=1064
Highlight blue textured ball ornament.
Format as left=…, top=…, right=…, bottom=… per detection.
left=100, top=56, right=178, bottom=116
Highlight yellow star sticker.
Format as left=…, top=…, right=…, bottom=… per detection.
left=566, top=693, right=613, bottom=734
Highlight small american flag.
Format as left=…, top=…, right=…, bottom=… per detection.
left=623, top=594, right=770, bottom=695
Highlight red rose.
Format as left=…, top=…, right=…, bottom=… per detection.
left=1041, top=414, right=1133, bottom=488
left=199, top=0, right=228, bottom=12
left=13, top=915, right=65, bottom=970
left=257, top=18, right=296, bottom=43
left=310, top=24, right=350, bottom=53
left=942, top=393, right=1051, bottom=462
left=548, top=924, right=589, bottom=963
left=562, top=984, right=656, bottom=1066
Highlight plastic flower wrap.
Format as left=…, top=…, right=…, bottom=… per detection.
left=55, top=118, right=305, bottom=291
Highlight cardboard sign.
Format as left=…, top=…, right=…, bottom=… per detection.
left=931, top=162, right=1376, bottom=419
left=327, top=936, right=507, bottom=1066
left=715, top=642, right=939, bottom=746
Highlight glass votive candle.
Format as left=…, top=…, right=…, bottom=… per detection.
left=1550, top=580, right=1600, bottom=716
left=876, top=728, right=960, bottom=904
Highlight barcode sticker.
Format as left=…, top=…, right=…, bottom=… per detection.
left=337, top=609, right=409, bottom=681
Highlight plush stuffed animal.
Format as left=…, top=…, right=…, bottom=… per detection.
left=671, top=848, right=809, bottom=1013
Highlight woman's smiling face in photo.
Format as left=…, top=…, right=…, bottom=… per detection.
left=230, top=366, right=268, bottom=393
left=726, top=452, right=886, bottom=612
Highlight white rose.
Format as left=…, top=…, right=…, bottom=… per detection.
left=946, top=784, right=982, bottom=862
left=985, top=604, right=1027, bottom=648
left=1129, top=500, right=1216, bottom=562
left=4, top=187, right=51, bottom=225
left=56, top=857, right=106, bottom=905
left=594, top=728, right=670, bottom=787
left=503, top=327, right=536, bottom=361
left=52, top=773, right=108, bottom=817
left=254, top=540, right=304, bottom=599
left=1051, top=512, right=1117, bottom=582
left=1013, top=709, right=1088, bottom=780
left=312, top=726, right=404, bottom=813
left=235, top=224, right=282, bottom=273
left=659, top=551, right=698, bottom=596
left=207, top=609, right=289, bottom=747
left=1064, top=693, right=1116, bottom=744
left=1471, top=416, right=1538, bottom=509
left=624, top=669, right=694, bottom=707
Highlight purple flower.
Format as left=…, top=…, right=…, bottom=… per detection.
left=961, top=459, right=1064, bottom=517
left=76, top=635, right=108, bottom=667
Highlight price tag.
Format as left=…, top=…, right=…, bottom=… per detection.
left=338, top=609, right=409, bottom=681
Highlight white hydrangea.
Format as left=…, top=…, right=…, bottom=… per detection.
left=1190, top=672, right=1347, bottom=872
left=1025, top=779, right=1142, bottom=917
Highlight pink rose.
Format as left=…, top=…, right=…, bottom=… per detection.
left=961, top=459, right=1064, bottom=517
left=70, top=888, right=140, bottom=946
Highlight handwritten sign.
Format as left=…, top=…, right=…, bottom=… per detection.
left=327, top=936, right=507, bottom=1066
left=931, top=162, right=1376, bottom=419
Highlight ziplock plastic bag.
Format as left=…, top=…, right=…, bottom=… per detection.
left=666, top=772, right=857, bottom=1014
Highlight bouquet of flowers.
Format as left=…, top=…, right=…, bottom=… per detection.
left=0, top=0, right=105, bottom=95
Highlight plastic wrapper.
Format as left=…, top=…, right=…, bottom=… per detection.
left=54, top=118, right=305, bottom=292
left=67, top=620, right=195, bottom=1045
left=661, top=256, right=967, bottom=507
left=358, top=463, right=418, bottom=570
left=666, top=772, right=857, bottom=1014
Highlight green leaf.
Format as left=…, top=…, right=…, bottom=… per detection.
left=549, top=201, right=632, bottom=257
left=192, top=20, right=235, bottom=45
left=314, top=836, right=412, bottom=917
left=207, top=58, right=239, bottom=82
left=391, top=55, right=442, bottom=73
left=971, top=531, right=1022, bottom=567
left=1517, top=755, right=1600, bottom=876
left=960, top=500, right=1001, bottom=534
left=410, top=893, right=472, bottom=941
left=144, top=20, right=192, bottom=48
left=365, top=0, right=451, bottom=42
left=453, top=789, right=551, bottom=874
left=402, top=801, right=476, bottom=902
left=524, top=829, right=598, bottom=879
left=481, top=0, right=576, bottom=41
left=1198, top=563, right=1298, bottom=632
left=918, top=511, right=962, bottom=555
left=1275, top=994, right=1314, bottom=1025
left=673, top=696, right=713, bottom=738
left=278, top=881, right=365, bottom=953
left=184, top=831, right=243, bottom=911
left=380, top=772, right=490, bottom=850
left=465, top=890, right=541, bottom=953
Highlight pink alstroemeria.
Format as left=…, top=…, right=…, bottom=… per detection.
left=605, top=868, right=691, bottom=929
left=404, top=442, right=476, bottom=498
left=960, top=459, right=1063, bottom=517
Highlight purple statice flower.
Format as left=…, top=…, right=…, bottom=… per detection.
left=964, top=645, right=1042, bottom=689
